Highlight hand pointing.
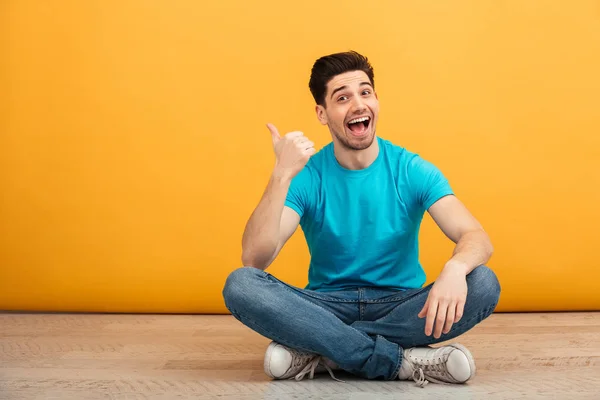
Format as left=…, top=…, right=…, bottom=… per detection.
left=267, top=123, right=315, bottom=180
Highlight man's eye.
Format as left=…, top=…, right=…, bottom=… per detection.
left=362, top=90, right=371, bottom=95
left=338, top=96, right=348, bottom=102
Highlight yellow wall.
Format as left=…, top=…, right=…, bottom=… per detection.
left=1, top=0, right=599, bottom=313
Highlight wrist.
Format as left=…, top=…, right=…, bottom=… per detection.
left=271, top=166, right=293, bottom=185
left=442, top=260, right=469, bottom=276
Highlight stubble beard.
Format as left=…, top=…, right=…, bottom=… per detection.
left=332, top=126, right=376, bottom=151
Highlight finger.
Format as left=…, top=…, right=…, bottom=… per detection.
left=293, top=137, right=311, bottom=149
left=434, top=302, right=447, bottom=339
left=305, top=147, right=317, bottom=156
left=266, top=123, right=281, bottom=145
left=418, top=297, right=430, bottom=319
left=294, top=136, right=314, bottom=151
left=443, top=303, right=456, bottom=334
left=455, top=301, right=465, bottom=323
left=301, top=141, right=315, bottom=150
left=285, top=131, right=304, bottom=139
left=425, top=300, right=438, bottom=336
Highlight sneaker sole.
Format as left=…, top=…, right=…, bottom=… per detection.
left=448, top=343, right=476, bottom=382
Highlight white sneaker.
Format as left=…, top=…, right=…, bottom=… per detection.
left=263, top=341, right=342, bottom=381
left=398, top=344, right=476, bottom=387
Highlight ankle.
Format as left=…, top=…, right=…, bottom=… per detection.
left=322, top=357, right=339, bottom=370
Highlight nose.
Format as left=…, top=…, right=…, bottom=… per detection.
left=351, top=96, right=367, bottom=112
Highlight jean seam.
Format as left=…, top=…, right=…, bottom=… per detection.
left=368, top=285, right=431, bottom=304
left=359, top=288, right=364, bottom=321
left=275, top=281, right=359, bottom=322
left=390, top=337, right=402, bottom=380
left=374, top=287, right=433, bottom=324
left=267, top=274, right=357, bottom=303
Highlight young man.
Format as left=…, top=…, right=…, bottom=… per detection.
left=223, top=51, right=500, bottom=387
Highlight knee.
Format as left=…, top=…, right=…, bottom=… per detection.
left=467, top=265, right=501, bottom=309
left=222, top=266, right=264, bottom=310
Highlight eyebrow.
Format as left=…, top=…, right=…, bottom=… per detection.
left=330, top=82, right=373, bottom=99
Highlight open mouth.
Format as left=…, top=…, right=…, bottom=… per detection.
left=346, top=116, right=371, bottom=136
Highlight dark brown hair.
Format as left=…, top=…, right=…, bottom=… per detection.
left=309, top=51, right=375, bottom=107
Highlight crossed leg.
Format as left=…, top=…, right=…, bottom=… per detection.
left=351, top=266, right=501, bottom=349
left=222, top=265, right=500, bottom=381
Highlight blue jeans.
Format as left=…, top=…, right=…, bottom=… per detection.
left=222, top=265, right=500, bottom=381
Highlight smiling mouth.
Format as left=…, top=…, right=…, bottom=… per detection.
left=347, top=116, right=371, bottom=136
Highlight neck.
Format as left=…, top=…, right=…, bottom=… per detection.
left=333, top=137, right=379, bottom=170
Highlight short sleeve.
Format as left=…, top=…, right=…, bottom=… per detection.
left=407, top=155, right=454, bottom=211
left=284, top=166, right=314, bottom=219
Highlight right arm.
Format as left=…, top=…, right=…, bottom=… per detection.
left=240, top=123, right=315, bottom=270
left=241, top=172, right=300, bottom=270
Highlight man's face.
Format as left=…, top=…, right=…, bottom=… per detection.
left=316, top=70, right=379, bottom=151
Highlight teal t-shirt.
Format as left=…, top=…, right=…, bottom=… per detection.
left=284, top=136, right=454, bottom=292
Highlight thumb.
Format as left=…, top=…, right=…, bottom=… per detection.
left=266, top=123, right=281, bottom=146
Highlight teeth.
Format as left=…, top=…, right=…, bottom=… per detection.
left=348, top=116, right=370, bottom=124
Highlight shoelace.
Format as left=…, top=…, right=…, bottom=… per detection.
left=293, top=356, right=344, bottom=382
left=405, top=356, right=451, bottom=388
left=412, top=368, right=428, bottom=388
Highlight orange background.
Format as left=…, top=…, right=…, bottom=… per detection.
left=1, top=0, right=599, bottom=313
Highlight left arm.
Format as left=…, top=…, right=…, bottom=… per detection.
left=429, top=194, right=493, bottom=275
left=418, top=195, right=494, bottom=338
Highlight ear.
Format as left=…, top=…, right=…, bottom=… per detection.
left=315, top=105, right=328, bottom=125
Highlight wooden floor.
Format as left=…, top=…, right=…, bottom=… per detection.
left=0, top=312, right=599, bottom=400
